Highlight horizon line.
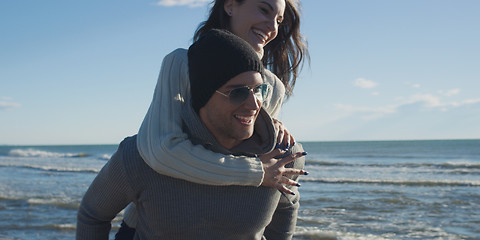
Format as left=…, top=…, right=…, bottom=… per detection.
left=1, top=138, right=479, bottom=147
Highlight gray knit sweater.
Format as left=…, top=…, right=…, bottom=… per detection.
left=76, top=104, right=305, bottom=240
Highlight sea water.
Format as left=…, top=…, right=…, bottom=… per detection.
left=0, top=140, right=479, bottom=239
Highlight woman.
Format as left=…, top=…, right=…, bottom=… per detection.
left=137, top=0, right=308, bottom=190
left=118, top=0, right=309, bottom=236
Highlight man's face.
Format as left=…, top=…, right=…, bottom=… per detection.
left=199, top=71, right=263, bottom=149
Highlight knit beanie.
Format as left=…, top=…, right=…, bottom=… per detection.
left=188, top=29, right=264, bottom=112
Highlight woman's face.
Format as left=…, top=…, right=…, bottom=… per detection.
left=225, top=0, right=286, bottom=58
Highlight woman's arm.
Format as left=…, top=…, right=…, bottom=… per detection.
left=136, top=49, right=264, bottom=186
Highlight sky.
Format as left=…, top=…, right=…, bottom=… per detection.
left=1, top=0, right=479, bottom=145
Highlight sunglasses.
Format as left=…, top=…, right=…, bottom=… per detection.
left=215, top=83, right=270, bottom=106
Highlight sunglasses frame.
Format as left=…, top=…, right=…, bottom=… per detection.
left=215, top=83, right=270, bottom=106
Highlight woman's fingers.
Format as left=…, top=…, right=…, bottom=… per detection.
left=260, top=150, right=308, bottom=194
left=276, top=128, right=285, bottom=148
left=283, top=168, right=309, bottom=176
left=276, top=183, right=295, bottom=195
left=259, top=148, right=283, bottom=163
left=278, top=176, right=300, bottom=187
left=272, top=118, right=296, bottom=150
left=280, top=127, right=295, bottom=150
left=276, top=151, right=307, bottom=167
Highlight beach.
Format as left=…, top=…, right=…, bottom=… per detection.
left=1, top=139, right=479, bottom=239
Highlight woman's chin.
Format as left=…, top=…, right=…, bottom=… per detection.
left=254, top=47, right=264, bottom=59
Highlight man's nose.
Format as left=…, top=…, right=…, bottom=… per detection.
left=243, top=91, right=261, bottom=110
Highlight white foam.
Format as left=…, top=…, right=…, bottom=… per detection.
left=99, top=154, right=112, bottom=160
left=0, top=160, right=100, bottom=173
left=303, top=177, right=480, bottom=187
left=0, top=154, right=104, bottom=173
left=52, top=223, right=76, bottom=230
left=8, top=148, right=86, bottom=158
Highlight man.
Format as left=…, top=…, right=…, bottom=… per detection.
left=76, top=29, right=305, bottom=240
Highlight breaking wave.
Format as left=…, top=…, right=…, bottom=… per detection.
left=302, top=177, right=480, bottom=187
left=8, top=148, right=89, bottom=158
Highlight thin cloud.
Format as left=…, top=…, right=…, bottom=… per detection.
left=0, top=100, right=21, bottom=110
left=155, top=0, right=210, bottom=7
left=408, top=94, right=441, bottom=108
left=462, top=98, right=480, bottom=104
left=441, top=98, right=480, bottom=108
left=438, top=88, right=460, bottom=97
left=334, top=93, right=480, bottom=120
left=408, top=92, right=479, bottom=109
left=354, top=78, right=377, bottom=89
left=334, top=103, right=397, bottom=120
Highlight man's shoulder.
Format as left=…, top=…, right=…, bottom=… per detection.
left=116, top=135, right=158, bottom=185
left=118, top=135, right=138, bottom=152
left=116, top=135, right=143, bottom=167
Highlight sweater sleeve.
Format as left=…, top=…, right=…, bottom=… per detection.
left=263, top=191, right=300, bottom=240
left=76, top=141, right=136, bottom=240
left=136, top=48, right=265, bottom=186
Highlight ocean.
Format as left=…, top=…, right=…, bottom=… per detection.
left=0, top=139, right=479, bottom=239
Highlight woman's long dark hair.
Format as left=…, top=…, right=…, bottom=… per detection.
left=193, top=0, right=309, bottom=97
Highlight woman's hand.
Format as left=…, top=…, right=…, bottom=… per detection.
left=259, top=149, right=308, bottom=195
left=272, top=118, right=295, bottom=150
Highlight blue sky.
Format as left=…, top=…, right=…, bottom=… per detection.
left=1, top=0, right=479, bottom=145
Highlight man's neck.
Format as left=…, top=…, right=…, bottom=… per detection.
left=218, top=139, right=242, bottom=151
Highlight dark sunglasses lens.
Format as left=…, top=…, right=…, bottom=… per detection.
left=228, top=84, right=269, bottom=105
left=229, top=87, right=251, bottom=105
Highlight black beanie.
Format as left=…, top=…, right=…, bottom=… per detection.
left=188, top=29, right=264, bottom=113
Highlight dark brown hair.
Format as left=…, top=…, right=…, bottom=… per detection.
left=193, top=0, right=309, bottom=97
